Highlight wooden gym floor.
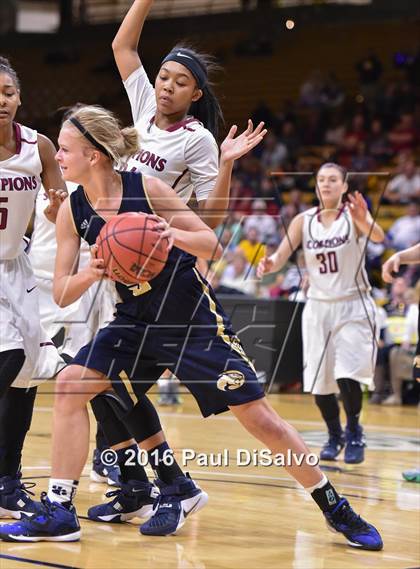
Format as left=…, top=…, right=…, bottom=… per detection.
left=0, top=387, right=419, bottom=569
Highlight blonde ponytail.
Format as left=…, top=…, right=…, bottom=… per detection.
left=65, top=105, right=139, bottom=163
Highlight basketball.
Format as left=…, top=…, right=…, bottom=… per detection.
left=96, top=212, right=169, bottom=285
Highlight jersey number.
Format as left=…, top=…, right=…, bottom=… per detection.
left=0, top=198, right=8, bottom=230
left=316, top=252, right=338, bottom=274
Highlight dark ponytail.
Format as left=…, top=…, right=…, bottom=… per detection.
left=170, top=44, right=224, bottom=139
left=0, top=56, right=20, bottom=89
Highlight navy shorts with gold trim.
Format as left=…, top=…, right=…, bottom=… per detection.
left=71, top=315, right=264, bottom=417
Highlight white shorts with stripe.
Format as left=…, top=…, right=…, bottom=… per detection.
left=302, top=294, right=378, bottom=395
left=34, top=275, right=82, bottom=340
left=0, top=253, right=64, bottom=388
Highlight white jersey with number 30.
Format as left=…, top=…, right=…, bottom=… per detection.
left=302, top=205, right=371, bottom=301
left=0, top=124, right=42, bottom=260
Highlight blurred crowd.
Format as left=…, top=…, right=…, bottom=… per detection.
left=206, top=49, right=419, bottom=403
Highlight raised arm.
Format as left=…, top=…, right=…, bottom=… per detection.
left=144, top=176, right=222, bottom=261
left=257, top=214, right=304, bottom=278
left=53, top=199, right=105, bottom=307
left=112, top=0, right=154, bottom=81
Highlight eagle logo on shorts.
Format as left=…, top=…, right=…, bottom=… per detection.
left=217, top=370, right=245, bottom=391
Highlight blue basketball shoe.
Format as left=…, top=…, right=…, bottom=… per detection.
left=324, top=498, right=383, bottom=550
left=320, top=432, right=345, bottom=461
left=140, top=474, right=208, bottom=536
left=0, top=494, right=80, bottom=542
left=0, top=474, right=43, bottom=519
left=90, top=449, right=121, bottom=486
left=344, top=426, right=366, bottom=464
left=88, top=480, right=158, bottom=523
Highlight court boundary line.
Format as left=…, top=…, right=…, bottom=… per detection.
left=0, top=553, right=81, bottom=569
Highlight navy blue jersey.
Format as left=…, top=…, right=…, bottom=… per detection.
left=69, top=171, right=228, bottom=329
left=69, top=171, right=265, bottom=416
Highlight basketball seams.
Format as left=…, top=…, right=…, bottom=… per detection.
left=96, top=212, right=168, bottom=284
left=111, top=227, right=167, bottom=263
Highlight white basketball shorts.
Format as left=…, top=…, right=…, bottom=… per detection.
left=302, top=294, right=378, bottom=395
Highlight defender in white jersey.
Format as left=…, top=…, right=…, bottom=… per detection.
left=258, top=163, right=385, bottom=465
left=114, top=0, right=266, bottom=228
left=0, top=57, right=66, bottom=519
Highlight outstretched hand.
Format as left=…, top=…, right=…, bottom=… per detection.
left=220, top=120, right=267, bottom=163
left=347, top=191, right=368, bottom=223
left=44, top=189, right=68, bottom=224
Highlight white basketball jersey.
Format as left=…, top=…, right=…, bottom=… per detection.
left=122, top=66, right=219, bottom=203
left=30, top=182, right=89, bottom=279
left=0, top=124, right=42, bottom=259
left=302, top=206, right=371, bottom=301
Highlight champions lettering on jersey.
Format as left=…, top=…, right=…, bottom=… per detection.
left=302, top=206, right=371, bottom=301
left=0, top=123, right=42, bottom=260
left=122, top=66, right=219, bottom=204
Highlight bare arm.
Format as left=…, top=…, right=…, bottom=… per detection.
left=257, top=214, right=304, bottom=277
left=38, top=134, right=68, bottom=223
left=144, top=176, right=222, bottom=260
left=382, top=243, right=420, bottom=283
left=112, top=0, right=154, bottom=81
left=53, top=200, right=105, bottom=307
left=198, top=121, right=267, bottom=228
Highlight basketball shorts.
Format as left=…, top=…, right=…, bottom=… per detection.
left=61, top=279, right=118, bottom=358
left=302, top=294, right=378, bottom=395
left=34, top=275, right=82, bottom=340
left=0, top=253, right=64, bottom=388
left=71, top=314, right=265, bottom=417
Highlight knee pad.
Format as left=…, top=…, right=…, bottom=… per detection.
left=91, top=392, right=133, bottom=447
left=123, top=395, right=163, bottom=443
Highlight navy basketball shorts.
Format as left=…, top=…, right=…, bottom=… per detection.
left=71, top=315, right=265, bottom=417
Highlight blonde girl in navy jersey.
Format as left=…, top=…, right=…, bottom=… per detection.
left=0, top=114, right=382, bottom=551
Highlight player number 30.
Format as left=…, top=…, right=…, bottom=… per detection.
left=316, top=251, right=338, bottom=274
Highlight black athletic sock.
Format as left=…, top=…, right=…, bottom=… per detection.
left=311, top=480, right=341, bottom=513
left=314, top=394, right=343, bottom=436
left=116, top=444, right=149, bottom=484
left=337, top=378, right=362, bottom=432
left=147, top=442, right=183, bottom=484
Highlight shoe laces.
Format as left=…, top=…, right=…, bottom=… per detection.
left=17, top=480, right=36, bottom=498
left=334, top=500, right=369, bottom=531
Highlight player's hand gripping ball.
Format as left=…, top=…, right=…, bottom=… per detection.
left=96, top=212, right=169, bottom=285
